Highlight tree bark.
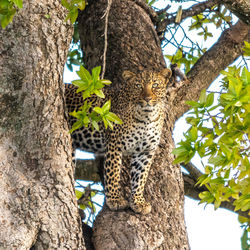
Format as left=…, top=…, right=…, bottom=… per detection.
left=0, top=1, right=85, bottom=249
left=78, top=1, right=189, bottom=249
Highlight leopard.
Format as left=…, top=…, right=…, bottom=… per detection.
left=65, top=68, right=172, bottom=215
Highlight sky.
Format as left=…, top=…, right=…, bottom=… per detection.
left=63, top=1, right=248, bottom=249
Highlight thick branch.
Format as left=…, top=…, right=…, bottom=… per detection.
left=221, top=0, right=250, bottom=25
left=156, top=0, right=219, bottom=37
left=172, top=20, right=249, bottom=119
left=182, top=162, right=203, bottom=180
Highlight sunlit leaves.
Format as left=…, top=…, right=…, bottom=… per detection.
left=0, top=0, right=23, bottom=28
left=75, top=186, right=98, bottom=214
left=189, top=6, right=232, bottom=39
left=61, top=0, right=86, bottom=23
left=243, top=41, right=250, bottom=57
left=173, top=66, right=250, bottom=217
left=165, top=47, right=203, bottom=73
left=69, top=65, right=122, bottom=133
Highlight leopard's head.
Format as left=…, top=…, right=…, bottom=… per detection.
left=122, top=68, right=172, bottom=108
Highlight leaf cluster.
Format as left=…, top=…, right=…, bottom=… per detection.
left=61, top=0, right=86, bottom=23
left=173, top=66, right=250, bottom=218
left=189, top=6, right=232, bottom=40
left=165, top=46, right=205, bottom=73
left=164, top=5, right=234, bottom=74
left=75, top=187, right=97, bottom=213
left=69, top=65, right=123, bottom=133
left=0, top=0, right=22, bottom=28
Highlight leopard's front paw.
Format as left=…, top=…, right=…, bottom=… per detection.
left=106, top=197, right=129, bottom=211
left=130, top=200, right=152, bottom=215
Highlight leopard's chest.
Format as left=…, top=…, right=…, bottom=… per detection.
left=121, top=117, right=163, bottom=154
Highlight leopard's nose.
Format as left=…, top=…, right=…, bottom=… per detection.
left=144, top=96, right=152, bottom=102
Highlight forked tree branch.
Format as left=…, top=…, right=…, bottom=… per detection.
left=172, top=20, right=249, bottom=119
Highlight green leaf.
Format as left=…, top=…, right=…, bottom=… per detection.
left=172, top=146, right=188, bottom=156
left=79, top=204, right=86, bottom=210
left=82, top=89, right=91, bottom=99
left=12, top=0, right=22, bottom=8
left=91, top=120, right=99, bottom=131
left=69, top=120, right=83, bottom=133
left=93, top=107, right=103, bottom=115
left=77, top=0, right=86, bottom=10
left=243, top=41, right=250, bottom=57
left=209, top=155, right=226, bottom=166
left=77, top=65, right=92, bottom=82
left=186, top=100, right=201, bottom=108
left=69, top=7, right=78, bottom=23
left=61, top=0, right=70, bottom=9
left=241, top=228, right=250, bottom=250
left=214, top=199, right=221, bottom=210
left=0, top=7, right=16, bottom=29
left=205, top=93, right=214, bottom=107
left=106, top=112, right=123, bottom=124
left=188, top=126, right=198, bottom=141
left=92, top=66, right=101, bottom=81
left=101, top=79, right=112, bottom=85
left=72, top=80, right=88, bottom=91
left=93, top=89, right=105, bottom=98
left=102, top=100, right=111, bottom=114
left=199, top=191, right=214, bottom=204
left=241, top=67, right=250, bottom=85
left=199, top=89, right=206, bottom=104
left=75, top=189, right=83, bottom=199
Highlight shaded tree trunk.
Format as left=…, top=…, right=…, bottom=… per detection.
left=78, top=1, right=189, bottom=249
left=0, top=1, right=85, bottom=248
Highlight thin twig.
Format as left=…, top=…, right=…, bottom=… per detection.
left=101, top=0, right=113, bottom=79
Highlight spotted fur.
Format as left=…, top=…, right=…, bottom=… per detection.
left=65, top=68, right=171, bottom=215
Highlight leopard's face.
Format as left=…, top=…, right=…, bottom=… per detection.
left=122, top=69, right=172, bottom=111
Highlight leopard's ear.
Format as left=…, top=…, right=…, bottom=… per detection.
left=122, top=70, right=136, bottom=81
left=160, top=68, right=172, bottom=79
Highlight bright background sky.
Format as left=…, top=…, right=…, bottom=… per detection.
left=63, top=1, right=249, bottom=249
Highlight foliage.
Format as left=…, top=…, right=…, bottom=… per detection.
left=0, top=0, right=22, bottom=28
left=173, top=66, right=250, bottom=230
left=164, top=4, right=233, bottom=74
left=66, top=23, right=83, bottom=71
left=61, top=0, right=86, bottom=23
left=165, top=47, right=205, bottom=73
left=75, top=182, right=103, bottom=225
left=239, top=215, right=250, bottom=250
left=69, top=65, right=123, bottom=133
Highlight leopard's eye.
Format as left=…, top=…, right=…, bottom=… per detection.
left=135, top=83, right=142, bottom=89
left=152, top=83, right=158, bottom=88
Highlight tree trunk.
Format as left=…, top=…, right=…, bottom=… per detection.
left=0, top=1, right=85, bottom=249
left=78, top=1, right=189, bottom=249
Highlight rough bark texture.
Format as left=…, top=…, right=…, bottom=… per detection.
left=79, top=1, right=189, bottom=249
left=0, top=1, right=85, bottom=249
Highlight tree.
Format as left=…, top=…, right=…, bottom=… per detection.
left=0, top=0, right=249, bottom=249
left=0, top=1, right=85, bottom=248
